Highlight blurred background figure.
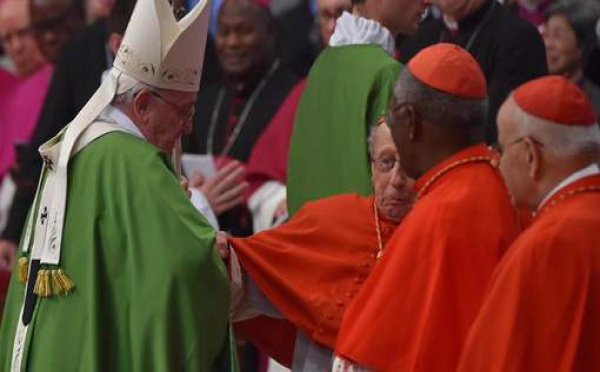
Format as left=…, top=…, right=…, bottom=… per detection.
left=0, top=0, right=84, bottom=268
left=0, top=0, right=47, bottom=76
left=507, top=0, right=552, bottom=31
left=399, top=0, right=548, bottom=143
left=543, top=0, right=600, bottom=119
left=30, top=0, right=85, bottom=61
left=184, top=0, right=300, bottom=237
left=314, top=0, right=350, bottom=45
left=0, top=0, right=52, bottom=238
left=85, top=0, right=115, bottom=22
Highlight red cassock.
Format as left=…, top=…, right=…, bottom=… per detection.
left=458, top=173, right=600, bottom=372
left=229, top=194, right=398, bottom=366
left=335, top=144, right=524, bottom=371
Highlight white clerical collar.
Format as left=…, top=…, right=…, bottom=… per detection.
left=329, top=12, right=396, bottom=56
left=538, top=163, right=600, bottom=210
left=102, top=105, right=147, bottom=140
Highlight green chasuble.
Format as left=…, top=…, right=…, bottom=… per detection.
left=0, top=132, right=234, bottom=371
left=287, top=44, right=401, bottom=215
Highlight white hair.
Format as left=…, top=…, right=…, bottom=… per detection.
left=510, top=97, right=600, bottom=159
left=112, top=72, right=146, bottom=105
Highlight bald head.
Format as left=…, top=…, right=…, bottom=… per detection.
left=497, top=96, right=600, bottom=210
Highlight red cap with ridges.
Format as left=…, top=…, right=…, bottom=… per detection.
left=513, top=75, right=597, bottom=126
left=408, top=43, right=487, bottom=99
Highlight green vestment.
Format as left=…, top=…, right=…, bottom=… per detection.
left=0, top=131, right=233, bottom=371
left=287, top=44, right=401, bottom=215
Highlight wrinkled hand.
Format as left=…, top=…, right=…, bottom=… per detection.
left=215, top=231, right=229, bottom=260
left=193, top=162, right=249, bottom=216
left=0, top=240, right=18, bottom=270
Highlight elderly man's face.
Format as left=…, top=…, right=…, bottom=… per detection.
left=316, top=0, right=351, bottom=45
left=496, top=100, right=534, bottom=208
left=0, top=0, right=47, bottom=77
left=371, top=123, right=415, bottom=222
left=216, top=1, right=274, bottom=79
left=543, top=15, right=581, bottom=77
left=135, top=88, right=197, bottom=154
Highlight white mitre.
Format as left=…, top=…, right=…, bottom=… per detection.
left=20, top=0, right=211, bottom=292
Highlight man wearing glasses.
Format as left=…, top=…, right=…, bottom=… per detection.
left=0, top=0, right=236, bottom=369
left=216, top=119, right=414, bottom=371
left=459, top=76, right=600, bottom=371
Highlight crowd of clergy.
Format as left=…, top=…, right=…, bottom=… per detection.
left=0, top=0, right=599, bottom=370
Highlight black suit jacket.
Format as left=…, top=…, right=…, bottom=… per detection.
left=399, top=0, right=548, bottom=143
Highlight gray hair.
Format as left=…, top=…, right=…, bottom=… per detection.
left=393, top=68, right=488, bottom=141
left=509, top=96, right=600, bottom=158
left=112, top=81, right=146, bottom=106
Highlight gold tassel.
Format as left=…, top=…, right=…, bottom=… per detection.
left=18, top=257, right=29, bottom=284
left=41, top=270, right=52, bottom=297
left=33, top=269, right=44, bottom=296
left=55, top=269, right=75, bottom=295
left=51, top=270, right=65, bottom=297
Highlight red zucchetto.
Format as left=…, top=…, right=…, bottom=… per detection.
left=408, top=43, right=487, bottom=99
left=513, top=75, right=597, bottom=125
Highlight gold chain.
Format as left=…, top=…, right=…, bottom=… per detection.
left=416, top=156, right=498, bottom=201
left=539, top=185, right=600, bottom=215
left=373, top=201, right=384, bottom=259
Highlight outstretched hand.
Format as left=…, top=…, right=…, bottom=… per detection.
left=191, top=161, right=249, bottom=216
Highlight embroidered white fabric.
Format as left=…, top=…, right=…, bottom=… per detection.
left=329, top=12, right=395, bottom=56
left=248, top=181, right=287, bottom=232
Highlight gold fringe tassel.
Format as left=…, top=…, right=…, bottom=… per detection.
left=55, top=269, right=75, bottom=295
left=18, top=257, right=29, bottom=284
left=33, top=268, right=75, bottom=298
left=33, top=269, right=44, bottom=296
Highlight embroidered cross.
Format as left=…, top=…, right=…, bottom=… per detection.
left=40, top=207, right=48, bottom=225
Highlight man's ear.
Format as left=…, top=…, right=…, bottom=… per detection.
left=524, top=137, right=543, bottom=180
left=132, top=89, right=151, bottom=124
left=108, top=33, right=123, bottom=56
left=400, top=104, right=421, bottom=143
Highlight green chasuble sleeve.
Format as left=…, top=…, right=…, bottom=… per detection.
left=0, top=132, right=233, bottom=371
left=287, top=45, right=401, bottom=215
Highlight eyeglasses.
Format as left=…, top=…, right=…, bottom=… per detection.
left=149, top=90, right=195, bottom=125
left=494, top=136, right=544, bottom=155
left=372, top=156, right=400, bottom=173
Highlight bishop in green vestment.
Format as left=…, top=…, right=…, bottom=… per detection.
left=0, top=0, right=235, bottom=370
left=286, top=11, right=401, bottom=215
left=286, top=0, right=428, bottom=215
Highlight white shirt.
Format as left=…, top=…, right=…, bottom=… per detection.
left=329, top=12, right=395, bottom=56
left=538, top=163, right=600, bottom=210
